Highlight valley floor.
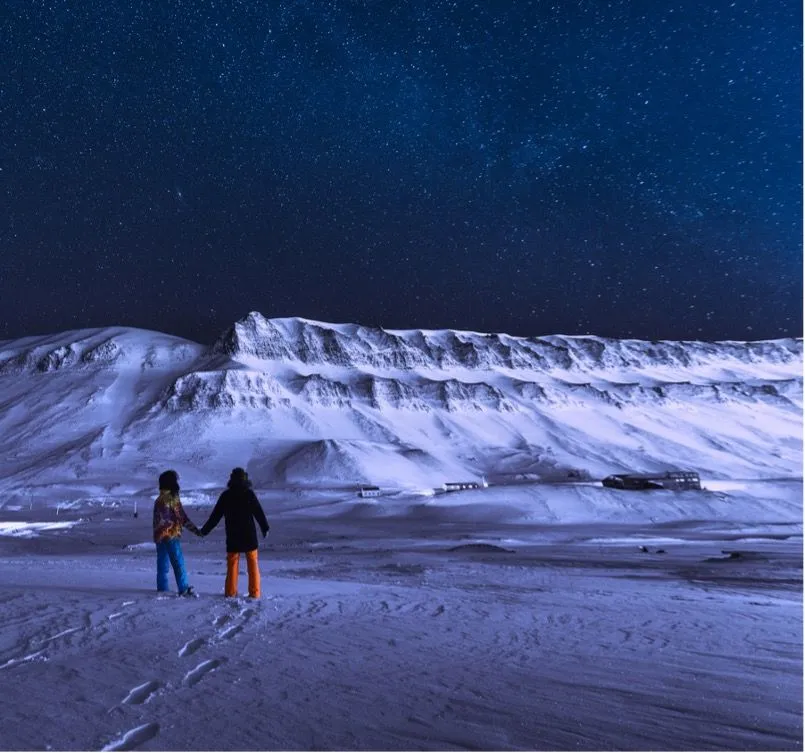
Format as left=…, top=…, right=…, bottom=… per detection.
left=0, top=506, right=802, bottom=751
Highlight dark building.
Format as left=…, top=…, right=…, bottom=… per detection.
left=602, top=471, right=701, bottom=491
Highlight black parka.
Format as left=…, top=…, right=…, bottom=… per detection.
left=200, top=481, right=270, bottom=553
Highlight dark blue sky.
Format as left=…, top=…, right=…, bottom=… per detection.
left=2, top=0, right=801, bottom=342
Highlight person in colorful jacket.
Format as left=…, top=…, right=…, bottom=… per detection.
left=153, top=469, right=201, bottom=596
left=199, top=467, right=269, bottom=598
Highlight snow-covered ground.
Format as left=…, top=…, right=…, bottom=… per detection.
left=0, top=482, right=801, bottom=751
left=0, top=316, right=801, bottom=750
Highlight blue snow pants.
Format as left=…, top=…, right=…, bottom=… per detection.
left=156, top=538, right=189, bottom=593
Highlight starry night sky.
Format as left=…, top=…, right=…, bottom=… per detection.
left=2, top=0, right=801, bottom=343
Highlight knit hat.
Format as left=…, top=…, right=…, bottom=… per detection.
left=158, top=470, right=180, bottom=493
left=227, top=467, right=251, bottom=488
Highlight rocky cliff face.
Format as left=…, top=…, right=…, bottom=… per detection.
left=0, top=313, right=801, bottom=490
left=212, top=312, right=801, bottom=378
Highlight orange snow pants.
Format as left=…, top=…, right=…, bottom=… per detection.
left=225, top=550, right=260, bottom=598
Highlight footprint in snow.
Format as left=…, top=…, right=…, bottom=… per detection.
left=121, top=680, right=162, bottom=706
left=213, top=614, right=230, bottom=628
left=307, top=599, right=326, bottom=615
left=102, top=722, right=160, bottom=752
left=39, top=626, right=82, bottom=645
left=184, top=658, right=226, bottom=687
left=218, top=624, right=243, bottom=641
left=178, top=638, right=206, bottom=657
left=0, top=650, right=47, bottom=670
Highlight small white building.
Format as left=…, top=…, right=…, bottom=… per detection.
left=358, top=486, right=382, bottom=498
left=442, top=478, right=487, bottom=492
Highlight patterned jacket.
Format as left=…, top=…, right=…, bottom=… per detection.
left=152, top=490, right=199, bottom=543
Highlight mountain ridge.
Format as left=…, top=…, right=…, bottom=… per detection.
left=0, top=313, right=801, bottom=494
left=212, top=312, right=802, bottom=379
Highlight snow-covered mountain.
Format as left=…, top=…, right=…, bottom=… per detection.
left=0, top=312, right=801, bottom=498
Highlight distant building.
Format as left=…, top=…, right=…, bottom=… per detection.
left=602, top=471, right=701, bottom=491
left=358, top=486, right=382, bottom=498
left=442, top=479, right=488, bottom=492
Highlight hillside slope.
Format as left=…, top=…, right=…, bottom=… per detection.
left=0, top=313, right=800, bottom=496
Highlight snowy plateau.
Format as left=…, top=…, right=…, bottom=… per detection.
left=0, top=312, right=801, bottom=751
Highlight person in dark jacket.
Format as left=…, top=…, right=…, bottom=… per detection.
left=199, top=468, right=270, bottom=598
left=153, top=469, right=201, bottom=596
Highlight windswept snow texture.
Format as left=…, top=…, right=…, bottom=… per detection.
left=0, top=312, right=801, bottom=498
left=0, top=501, right=801, bottom=751
left=0, top=315, right=801, bottom=750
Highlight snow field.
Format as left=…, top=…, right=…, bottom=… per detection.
left=0, top=493, right=800, bottom=752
